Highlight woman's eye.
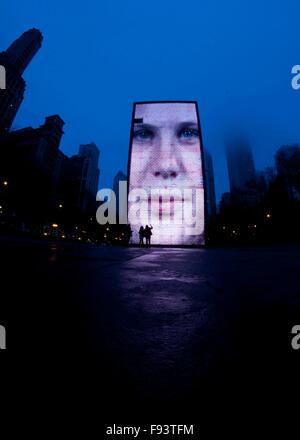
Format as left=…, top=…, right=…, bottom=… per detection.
left=178, top=128, right=199, bottom=140
left=133, top=129, right=154, bottom=141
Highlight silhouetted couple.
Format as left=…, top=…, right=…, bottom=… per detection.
left=139, top=225, right=153, bottom=246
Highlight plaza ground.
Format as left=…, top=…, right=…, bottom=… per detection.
left=1, top=237, right=299, bottom=419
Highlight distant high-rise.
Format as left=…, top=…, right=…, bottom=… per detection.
left=64, top=142, right=100, bottom=214
left=0, top=28, right=43, bottom=133
left=204, top=150, right=216, bottom=217
left=275, top=144, right=300, bottom=200
left=78, top=143, right=100, bottom=197
left=226, top=139, right=256, bottom=192
left=261, top=166, right=276, bottom=187
left=113, top=170, right=127, bottom=215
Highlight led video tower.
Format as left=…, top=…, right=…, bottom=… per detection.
left=128, top=101, right=205, bottom=245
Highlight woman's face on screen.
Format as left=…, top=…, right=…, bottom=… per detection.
left=128, top=102, right=204, bottom=245
left=130, top=103, right=202, bottom=189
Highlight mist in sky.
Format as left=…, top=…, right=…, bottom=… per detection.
left=1, top=0, right=300, bottom=201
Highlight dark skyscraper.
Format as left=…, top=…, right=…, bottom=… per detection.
left=275, top=144, right=300, bottom=201
left=64, top=143, right=100, bottom=215
left=78, top=143, right=100, bottom=198
left=113, top=170, right=127, bottom=217
left=226, top=139, right=256, bottom=192
left=0, top=28, right=43, bottom=133
left=204, top=150, right=217, bottom=217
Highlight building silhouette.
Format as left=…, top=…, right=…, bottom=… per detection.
left=204, top=150, right=216, bottom=217
left=0, top=30, right=102, bottom=239
left=0, top=28, right=43, bottom=133
left=275, top=145, right=300, bottom=201
left=0, top=117, right=100, bottom=231
left=226, top=139, right=256, bottom=192
left=61, top=143, right=100, bottom=216
left=260, top=166, right=276, bottom=187
left=78, top=143, right=100, bottom=201
left=113, top=170, right=127, bottom=216
left=0, top=115, right=65, bottom=227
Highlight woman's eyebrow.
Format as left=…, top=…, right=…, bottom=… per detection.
left=133, top=123, right=158, bottom=131
left=176, top=121, right=198, bottom=129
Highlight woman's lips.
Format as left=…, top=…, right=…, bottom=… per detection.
left=150, top=199, right=192, bottom=217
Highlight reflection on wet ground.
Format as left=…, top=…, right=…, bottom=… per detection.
left=2, top=238, right=300, bottom=415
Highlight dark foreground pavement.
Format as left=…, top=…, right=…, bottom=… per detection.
left=1, top=237, right=300, bottom=424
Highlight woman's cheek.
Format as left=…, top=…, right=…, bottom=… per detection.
left=136, top=148, right=151, bottom=172
left=130, top=147, right=152, bottom=184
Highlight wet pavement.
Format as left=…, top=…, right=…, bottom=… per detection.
left=1, top=237, right=300, bottom=418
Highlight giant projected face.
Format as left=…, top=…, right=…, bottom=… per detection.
left=128, top=102, right=205, bottom=245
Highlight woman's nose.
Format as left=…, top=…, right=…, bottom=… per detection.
left=154, top=168, right=178, bottom=179
left=153, top=142, right=182, bottom=180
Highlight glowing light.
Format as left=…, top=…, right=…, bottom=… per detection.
left=52, top=223, right=58, bottom=228
left=128, top=102, right=205, bottom=245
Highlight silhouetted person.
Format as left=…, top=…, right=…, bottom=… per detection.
left=139, top=226, right=145, bottom=245
left=144, top=224, right=153, bottom=246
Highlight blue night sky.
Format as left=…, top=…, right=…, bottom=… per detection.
left=1, top=0, right=300, bottom=201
